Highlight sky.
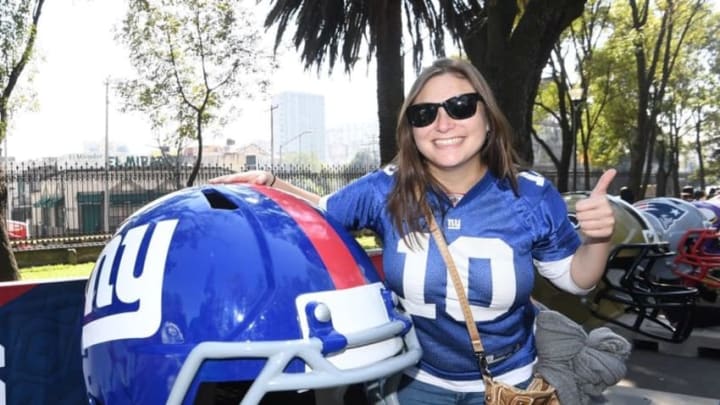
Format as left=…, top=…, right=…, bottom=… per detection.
left=6, top=0, right=381, bottom=161
left=18, top=2, right=714, bottom=162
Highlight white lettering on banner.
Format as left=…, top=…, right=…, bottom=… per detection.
left=82, top=220, right=178, bottom=349
left=107, top=155, right=170, bottom=168
left=1, top=343, right=5, bottom=405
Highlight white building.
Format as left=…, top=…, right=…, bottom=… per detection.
left=271, top=91, right=325, bottom=164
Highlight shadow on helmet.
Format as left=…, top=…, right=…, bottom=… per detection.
left=81, top=184, right=421, bottom=405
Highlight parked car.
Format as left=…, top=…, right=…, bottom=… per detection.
left=7, top=220, right=29, bottom=240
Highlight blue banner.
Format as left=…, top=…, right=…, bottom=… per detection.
left=0, top=278, right=87, bottom=405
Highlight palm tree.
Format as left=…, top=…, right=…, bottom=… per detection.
left=453, top=0, right=587, bottom=164
left=264, top=0, right=587, bottom=167
left=264, top=0, right=451, bottom=165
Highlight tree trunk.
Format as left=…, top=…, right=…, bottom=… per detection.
left=0, top=0, right=47, bottom=281
left=656, top=141, right=667, bottom=197
left=0, top=172, right=19, bottom=280
left=0, top=221, right=19, bottom=281
left=628, top=100, right=649, bottom=199
left=695, top=109, right=705, bottom=191
left=374, top=0, right=403, bottom=165
left=187, top=112, right=204, bottom=187
left=462, top=0, right=585, bottom=166
left=0, top=117, right=19, bottom=281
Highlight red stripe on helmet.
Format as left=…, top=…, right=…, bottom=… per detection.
left=255, top=185, right=366, bottom=289
left=0, top=283, right=36, bottom=306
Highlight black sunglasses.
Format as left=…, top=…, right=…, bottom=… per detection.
left=406, top=93, right=483, bottom=127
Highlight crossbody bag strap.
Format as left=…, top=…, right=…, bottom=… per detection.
left=427, top=214, right=492, bottom=377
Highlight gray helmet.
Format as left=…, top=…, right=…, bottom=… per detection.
left=633, top=197, right=711, bottom=280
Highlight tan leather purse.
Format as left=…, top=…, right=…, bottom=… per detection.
left=427, top=214, right=560, bottom=405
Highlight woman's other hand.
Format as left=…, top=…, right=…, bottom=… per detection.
left=209, top=170, right=275, bottom=186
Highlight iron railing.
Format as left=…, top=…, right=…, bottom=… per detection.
left=3, top=161, right=677, bottom=241
left=3, top=162, right=371, bottom=239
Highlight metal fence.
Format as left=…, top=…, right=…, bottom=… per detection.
left=3, top=162, right=372, bottom=239
left=3, top=161, right=684, bottom=240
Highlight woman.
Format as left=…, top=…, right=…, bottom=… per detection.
left=211, top=58, right=615, bottom=404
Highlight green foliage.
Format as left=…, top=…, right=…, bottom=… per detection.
left=115, top=0, right=275, bottom=149
left=0, top=0, right=43, bottom=141
left=587, top=41, right=638, bottom=167
left=348, top=150, right=379, bottom=167
left=355, top=234, right=380, bottom=250
left=553, top=0, right=719, bottom=173
left=265, top=0, right=452, bottom=74
left=278, top=153, right=323, bottom=169
left=0, top=1, right=34, bottom=78
left=0, top=0, right=46, bottom=281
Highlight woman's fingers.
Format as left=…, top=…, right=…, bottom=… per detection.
left=208, top=170, right=272, bottom=185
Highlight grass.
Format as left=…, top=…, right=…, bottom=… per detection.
left=20, top=262, right=94, bottom=280
left=355, top=235, right=379, bottom=250
left=18, top=236, right=380, bottom=281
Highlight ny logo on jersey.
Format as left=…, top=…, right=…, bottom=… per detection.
left=82, top=219, right=178, bottom=349
left=448, top=218, right=461, bottom=230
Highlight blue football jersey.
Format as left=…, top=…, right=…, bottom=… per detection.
left=319, top=166, right=581, bottom=389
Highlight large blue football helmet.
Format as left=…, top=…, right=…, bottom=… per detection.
left=81, top=184, right=421, bottom=405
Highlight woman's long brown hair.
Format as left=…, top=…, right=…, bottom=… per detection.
left=387, top=58, right=520, bottom=248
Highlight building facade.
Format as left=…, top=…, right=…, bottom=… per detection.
left=271, top=91, right=326, bottom=163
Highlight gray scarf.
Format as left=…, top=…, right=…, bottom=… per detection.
left=534, top=309, right=632, bottom=405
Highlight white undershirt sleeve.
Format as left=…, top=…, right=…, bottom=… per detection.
left=534, top=255, right=595, bottom=295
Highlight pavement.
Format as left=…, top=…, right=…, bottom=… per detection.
left=593, top=324, right=720, bottom=404
left=620, top=346, right=720, bottom=400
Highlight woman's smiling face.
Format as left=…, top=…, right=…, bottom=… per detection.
left=411, top=73, right=488, bottom=176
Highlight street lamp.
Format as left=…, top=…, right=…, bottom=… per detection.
left=569, top=87, right=584, bottom=191
left=279, top=130, right=311, bottom=164
left=103, top=77, right=111, bottom=233
left=269, top=104, right=278, bottom=168
left=3, top=136, right=9, bottom=222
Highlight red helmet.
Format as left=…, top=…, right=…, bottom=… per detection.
left=672, top=228, right=720, bottom=290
